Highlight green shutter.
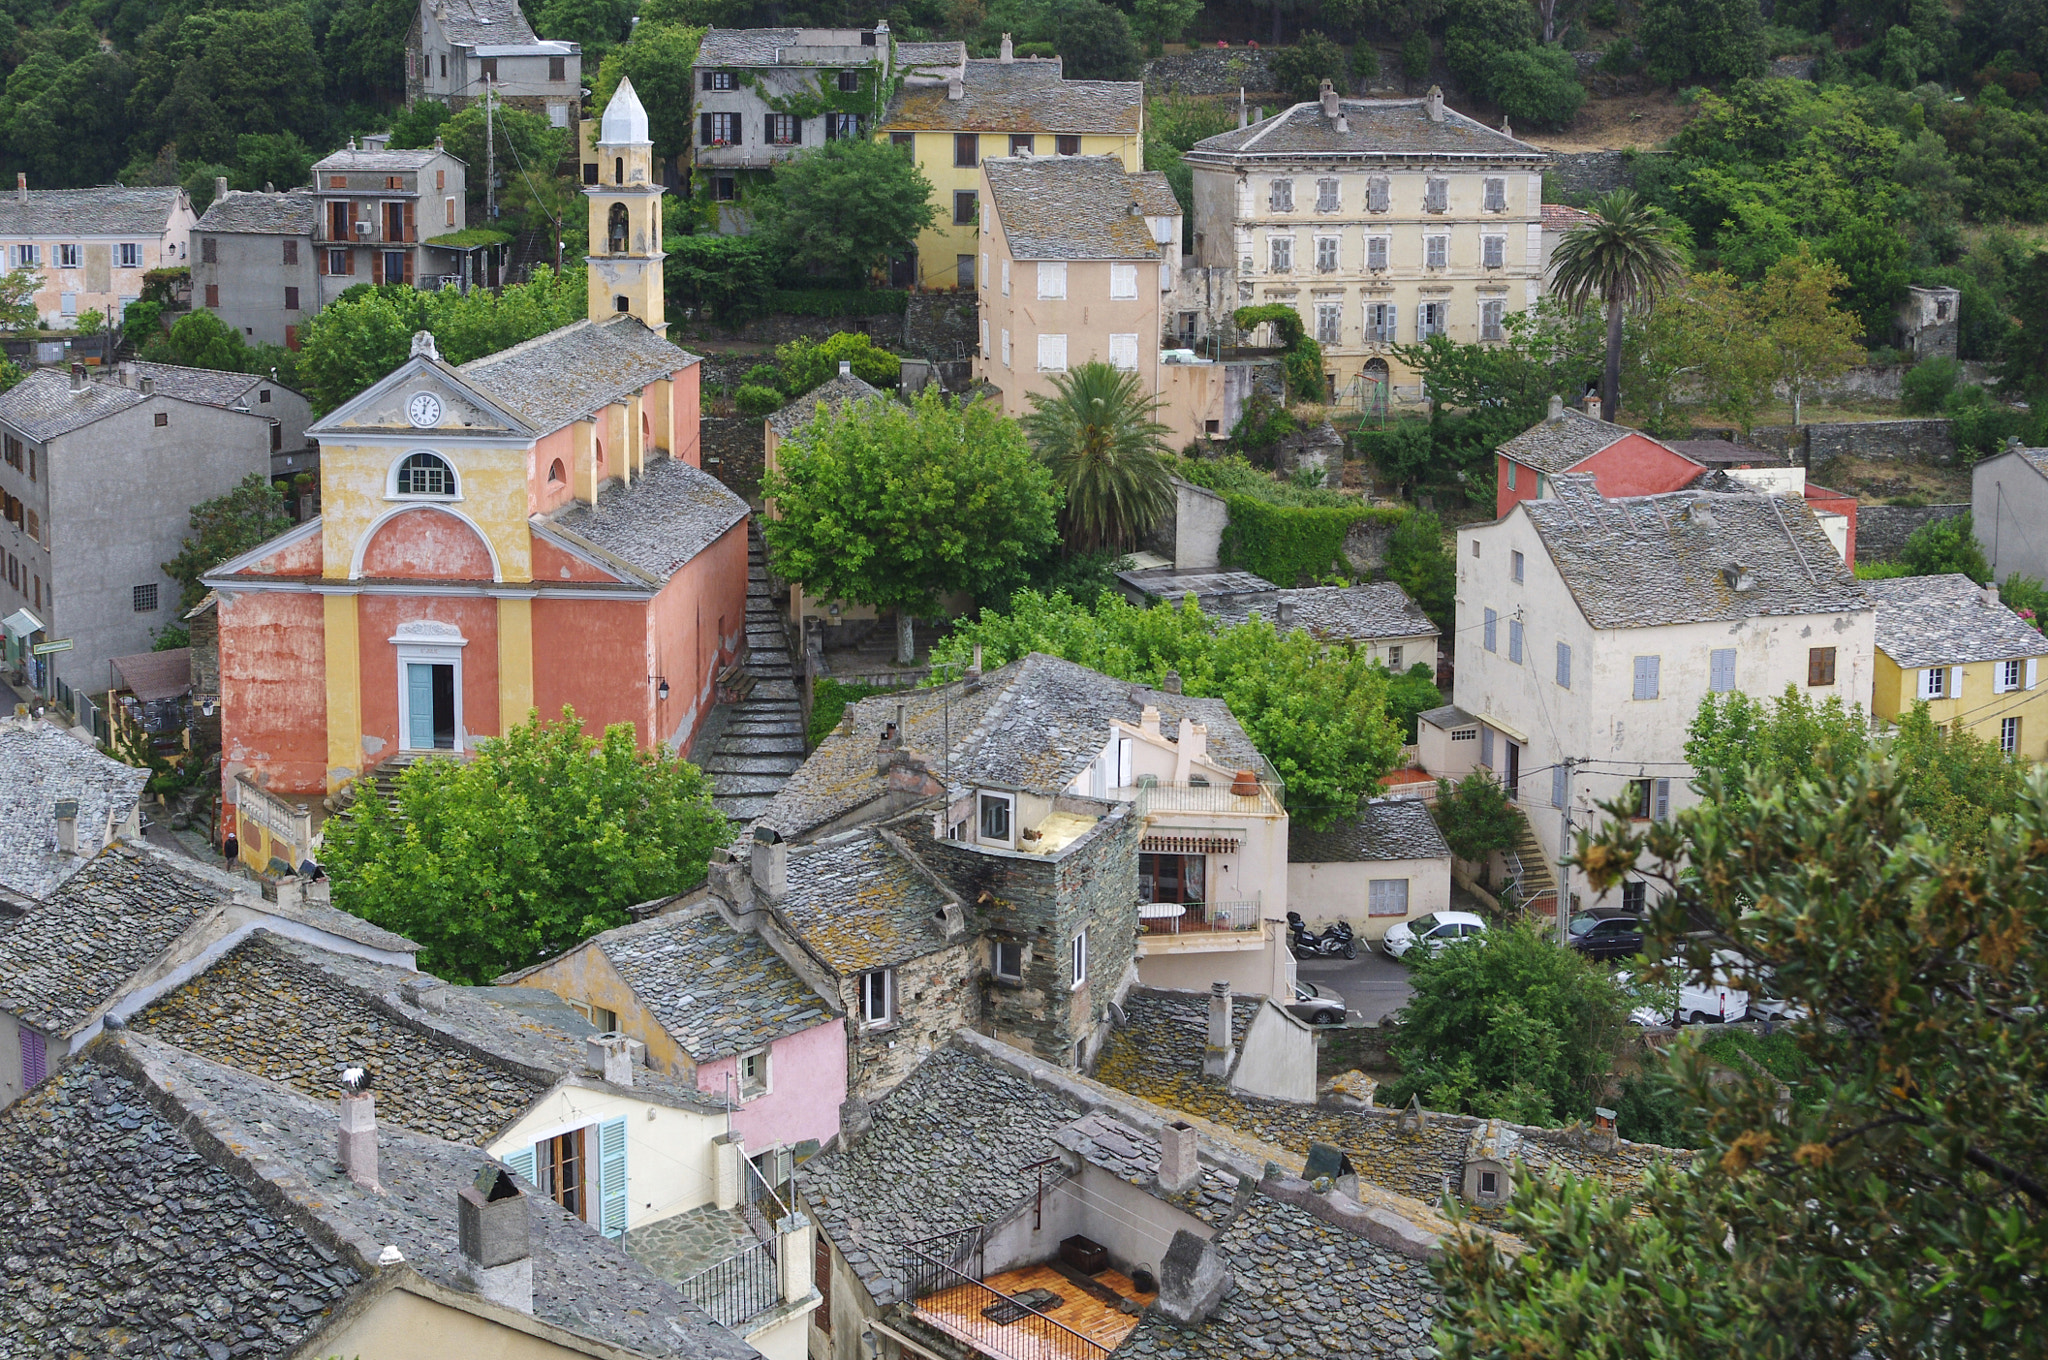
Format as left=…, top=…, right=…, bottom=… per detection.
left=504, top=1144, right=536, bottom=1185
left=598, top=1117, right=628, bottom=1238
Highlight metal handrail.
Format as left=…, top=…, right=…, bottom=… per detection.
left=902, top=1244, right=1110, bottom=1360
left=675, top=1239, right=780, bottom=1328
left=1139, top=898, right=1262, bottom=934
left=1112, top=781, right=1285, bottom=815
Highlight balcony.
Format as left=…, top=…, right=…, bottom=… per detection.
left=1117, top=779, right=1285, bottom=817
left=903, top=1232, right=1151, bottom=1360
left=1137, top=898, right=1261, bottom=935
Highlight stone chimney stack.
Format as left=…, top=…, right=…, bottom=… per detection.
left=14, top=173, right=25, bottom=203
left=1547, top=393, right=1564, bottom=420
left=1162, top=668, right=1182, bottom=694
left=1000, top=32, right=1013, bottom=62
left=213, top=175, right=228, bottom=203
left=750, top=826, right=787, bottom=904
left=1583, top=391, right=1601, bottom=417
left=1319, top=80, right=1338, bottom=120
left=1276, top=596, right=1296, bottom=628
left=1158, top=1120, right=1200, bottom=1194
left=1140, top=704, right=1161, bottom=737
left=967, top=641, right=983, bottom=681
left=339, top=1071, right=379, bottom=1190
left=1237, top=99, right=1248, bottom=130
left=52, top=799, right=78, bottom=855
left=947, top=76, right=963, bottom=100
left=586, top=1032, right=643, bottom=1086
left=69, top=363, right=87, bottom=393
left=1425, top=86, right=1444, bottom=122
left=458, top=1167, right=535, bottom=1314
left=1202, top=981, right=1234, bottom=1077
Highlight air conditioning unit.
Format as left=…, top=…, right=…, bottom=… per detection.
left=354, top=222, right=372, bottom=237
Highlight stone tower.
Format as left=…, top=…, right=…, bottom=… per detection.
left=586, top=78, right=666, bottom=336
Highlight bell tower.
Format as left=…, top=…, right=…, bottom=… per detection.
left=586, top=78, right=666, bottom=336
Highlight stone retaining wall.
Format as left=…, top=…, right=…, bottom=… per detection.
left=1545, top=150, right=1642, bottom=202
left=671, top=310, right=904, bottom=348
left=1143, top=49, right=1278, bottom=95
left=1744, top=419, right=1958, bottom=466
left=700, top=415, right=766, bottom=495
left=902, top=290, right=979, bottom=364
left=1853, top=504, right=1968, bottom=563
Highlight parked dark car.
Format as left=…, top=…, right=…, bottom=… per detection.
left=1566, top=910, right=1645, bottom=960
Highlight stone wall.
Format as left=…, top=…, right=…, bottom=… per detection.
left=671, top=310, right=904, bottom=349
left=700, top=415, right=766, bottom=496
left=843, top=940, right=978, bottom=1099
left=1170, top=477, right=1230, bottom=570
left=1544, top=150, right=1642, bottom=203
left=1804, top=364, right=1907, bottom=403
left=1743, top=419, right=1957, bottom=466
left=901, top=290, right=979, bottom=364
left=1341, top=517, right=1395, bottom=575
left=1853, top=503, right=1969, bottom=564
left=1143, top=49, right=1278, bottom=96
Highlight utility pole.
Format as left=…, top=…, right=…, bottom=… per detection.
left=485, top=77, right=496, bottom=227
left=1556, top=756, right=1575, bottom=946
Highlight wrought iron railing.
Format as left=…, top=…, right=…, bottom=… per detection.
left=902, top=1244, right=1110, bottom=1360
left=675, top=1239, right=780, bottom=1328
left=898, top=1224, right=987, bottom=1301
left=1139, top=899, right=1262, bottom=935
left=1114, top=780, right=1284, bottom=815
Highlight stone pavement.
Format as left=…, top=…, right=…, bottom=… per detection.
left=621, top=1202, right=762, bottom=1284
left=700, top=521, right=805, bottom=826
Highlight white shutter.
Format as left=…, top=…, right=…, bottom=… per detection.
left=1110, top=263, right=1137, bottom=299
left=1037, top=332, right=1067, bottom=371
left=1001, top=257, right=1010, bottom=295
left=979, top=319, right=989, bottom=358
left=1037, top=261, right=1066, bottom=299
left=1920, top=668, right=1939, bottom=700
left=1654, top=779, right=1671, bottom=820
left=2031, top=658, right=2040, bottom=691
left=980, top=251, right=987, bottom=288
left=1108, top=333, right=1139, bottom=370
left=1001, top=327, right=1010, bottom=367
left=1994, top=663, right=2010, bottom=695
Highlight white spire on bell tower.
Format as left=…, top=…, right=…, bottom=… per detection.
left=586, top=78, right=666, bottom=335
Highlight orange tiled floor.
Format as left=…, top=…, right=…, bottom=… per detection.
left=914, top=1262, right=1154, bottom=1360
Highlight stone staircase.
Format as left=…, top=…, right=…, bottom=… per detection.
left=699, top=521, right=806, bottom=825
left=1504, top=805, right=1559, bottom=915
left=325, top=750, right=459, bottom=817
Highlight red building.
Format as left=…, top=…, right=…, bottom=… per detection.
left=1495, top=397, right=1706, bottom=518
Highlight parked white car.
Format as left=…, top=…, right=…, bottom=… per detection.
left=1381, top=910, right=1488, bottom=961
left=1618, top=952, right=1750, bottom=1026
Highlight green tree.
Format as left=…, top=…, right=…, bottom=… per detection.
left=755, top=138, right=937, bottom=283
left=1384, top=661, right=1446, bottom=742
left=1621, top=271, right=1771, bottom=434
left=593, top=22, right=705, bottom=164
left=1043, top=0, right=1141, bottom=80
left=1383, top=508, right=1456, bottom=635
left=1268, top=30, right=1350, bottom=103
left=531, top=0, right=635, bottom=66
left=1995, top=249, right=2048, bottom=404
left=231, top=131, right=314, bottom=192
left=1686, top=686, right=1870, bottom=793
left=1441, top=0, right=1586, bottom=131
left=1550, top=189, right=1685, bottom=422
left=439, top=101, right=569, bottom=222
left=1020, top=362, right=1175, bottom=553
left=387, top=99, right=453, bottom=150
left=73, top=307, right=116, bottom=363
left=1636, top=0, right=1768, bottom=86
left=1898, top=511, right=1991, bottom=583
left=1392, top=919, right=1629, bottom=1122
left=148, top=308, right=253, bottom=370
left=161, top=473, right=295, bottom=612
left=0, top=267, right=41, bottom=331
left=774, top=331, right=902, bottom=397
left=1436, top=750, right=2048, bottom=1357
left=1430, top=770, right=1521, bottom=882
left=0, top=358, right=22, bottom=393
left=762, top=389, right=1062, bottom=663
left=1751, top=247, right=1867, bottom=425
left=294, top=290, right=418, bottom=411
left=1131, top=0, right=1202, bottom=55
left=323, top=708, right=729, bottom=983
left=121, top=299, right=167, bottom=352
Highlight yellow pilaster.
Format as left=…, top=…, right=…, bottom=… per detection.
left=323, top=593, right=361, bottom=794
left=649, top=377, right=672, bottom=456
left=574, top=419, right=597, bottom=504
left=498, top=596, right=535, bottom=733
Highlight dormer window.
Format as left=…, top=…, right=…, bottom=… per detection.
left=978, top=792, right=1013, bottom=844
left=395, top=450, right=456, bottom=497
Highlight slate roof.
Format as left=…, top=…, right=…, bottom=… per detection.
left=0, top=722, right=146, bottom=900
left=0, top=1057, right=360, bottom=1358
left=1289, top=799, right=1450, bottom=864
left=1417, top=702, right=1476, bottom=730
left=1668, top=437, right=1795, bottom=467
left=1496, top=406, right=1675, bottom=475
left=311, top=146, right=450, bottom=173
left=564, top=903, right=834, bottom=1059
left=883, top=62, right=1141, bottom=134
left=697, top=27, right=895, bottom=66
left=772, top=829, right=957, bottom=973
left=1132, top=172, right=1183, bottom=217
left=197, top=187, right=316, bottom=235
left=0, top=367, right=149, bottom=441
left=765, top=370, right=883, bottom=437
left=120, top=360, right=279, bottom=409
left=109, top=647, right=192, bottom=701
left=1118, top=566, right=1280, bottom=604
left=117, top=1033, right=758, bottom=1359
left=544, top=454, right=750, bottom=585
left=1054, top=1111, right=1241, bottom=1225
left=1864, top=572, right=2048, bottom=668
left=796, top=1042, right=1079, bottom=1303
left=1522, top=477, right=1869, bottom=629
left=984, top=156, right=1163, bottom=260
left=896, top=40, right=969, bottom=70
left=1186, top=96, right=1546, bottom=162
left=1209, top=582, right=1439, bottom=644
left=756, top=654, right=1269, bottom=840
left=461, top=315, right=696, bottom=433
left=1541, top=202, right=1597, bottom=229
left=0, top=185, right=185, bottom=237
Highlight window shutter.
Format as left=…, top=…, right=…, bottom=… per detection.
left=1483, top=607, right=1496, bottom=651
left=700, top=113, right=713, bottom=144
left=597, top=1117, right=628, bottom=1237
left=1654, top=779, right=1671, bottom=820
left=371, top=252, right=383, bottom=285
left=503, top=1144, right=537, bottom=1184
left=1556, top=641, right=1571, bottom=689
left=1633, top=655, right=1659, bottom=700
left=20, top=1028, right=45, bottom=1087
left=1710, top=648, right=1735, bottom=693
left=404, top=200, right=416, bottom=242
left=1920, top=668, right=1936, bottom=700
left=2031, top=658, right=2040, bottom=690
left=345, top=248, right=355, bottom=275
left=1480, top=727, right=1494, bottom=769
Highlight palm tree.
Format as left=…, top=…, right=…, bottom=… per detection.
left=1020, top=362, right=1175, bottom=553
left=1550, top=189, right=1684, bottom=423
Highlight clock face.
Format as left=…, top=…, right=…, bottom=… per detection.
left=407, top=392, right=443, bottom=428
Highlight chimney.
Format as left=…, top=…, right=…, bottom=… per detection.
left=750, top=825, right=787, bottom=904
left=1155, top=1229, right=1233, bottom=1325
left=838, top=359, right=852, bottom=378
left=586, top=1032, right=643, bottom=1086
left=1319, top=80, right=1338, bottom=120
left=434, top=135, right=445, bottom=152
left=1501, top=117, right=1513, bottom=138
left=1425, top=86, right=1444, bottom=122
left=1140, top=704, right=1160, bottom=737
left=1723, top=563, right=1754, bottom=593
left=1237, top=101, right=1248, bottom=130
left=1188, top=721, right=1208, bottom=762
left=14, top=173, right=24, bottom=203
left=1983, top=583, right=2003, bottom=607
left=214, top=175, right=228, bottom=203
left=264, top=181, right=274, bottom=192
left=458, top=1166, right=534, bottom=1314
left=1000, top=31, right=1013, bottom=62
left=1230, top=768, right=1260, bottom=797
left=1161, top=668, right=1181, bottom=695
left=1276, top=596, right=1296, bottom=628
left=1547, top=393, right=1563, bottom=420
left=139, top=376, right=155, bottom=396
left=1583, top=391, right=1601, bottom=417
left=967, top=641, right=983, bottom=681
left=1158, top=1120, right=1200, bottom=1194
left=947, top=76, right=963, bottom=100
left=1202, top=981, right=1234, bottom=1077
left=69, top=363, right=87, bottom=393
left=52, top=799, right=78, bottom=854
left=339, top=1073, right=379, bottom=1190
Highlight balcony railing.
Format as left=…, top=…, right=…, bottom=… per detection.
left=1139, top=899, right=1262, bottom=934
left=675, top=1240, right=780, bottom=1329
left=1118, top=780, right=1284, bottom=816
left=903, top=1243, right=1110, bottom=1360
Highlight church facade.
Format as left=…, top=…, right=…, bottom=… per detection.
left=209, top=81, right=748, bottom=873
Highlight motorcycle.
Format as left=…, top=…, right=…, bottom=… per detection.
left=1287, top=913, right=1357, bottom=960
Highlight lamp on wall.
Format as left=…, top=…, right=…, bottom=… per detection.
left=652, top=676, right=670, bottom=702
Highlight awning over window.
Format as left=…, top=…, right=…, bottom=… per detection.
left=1142, top=833, right=1241, bottom=856
left=1, top=609, right=43, bottom=639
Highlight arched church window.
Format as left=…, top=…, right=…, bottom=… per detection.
left=396, top=451, right=456, bottom=497
left=614, top=156, right=624, bottom=185
left=548, top=458, right=565, bottom=485
left=608, top=203, right=629, bottom=254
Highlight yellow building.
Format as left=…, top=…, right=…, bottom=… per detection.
left=1866, top=572, right=2048, bottom=760
left=878, top=39, right=1142, bottom=291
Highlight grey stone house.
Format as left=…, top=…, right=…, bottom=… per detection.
left=1973, top=440, right=2048, bottom=587
left=0, top=365, right=281, bottom=710
left=405, top=0, right=581, bottom=126
left=191, top=185, right=318, bottom=347
left=311, top=142, right=471, bottom=302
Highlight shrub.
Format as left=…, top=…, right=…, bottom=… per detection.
left=1218, top=496, right=1394, bottom=584
left=1401, top=29, right=1431, bottom=81
left=775, top=331, right=902, bottom=396
left=742, top=363, right=781, bottom=390
left=1942, top=386, right=2026, bottom=456
left=1899, top=512, right=1990, bottom=583
left=734, top=383, right=783, bottom=417
left=1352, top=43, right=1379, bottom=79
left=808, top=678, right=892, bottom=744
left=1901, top=355, right=1961, bottom=413
left=1269, top=30, right=1349, bottom=103
left=1489, top=46, right=1588, bottom=130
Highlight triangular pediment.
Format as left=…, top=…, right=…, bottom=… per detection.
left=308, top=354, right=538, bottom=441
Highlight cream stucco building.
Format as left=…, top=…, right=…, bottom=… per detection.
left=0, top=181, right=195, bottom=329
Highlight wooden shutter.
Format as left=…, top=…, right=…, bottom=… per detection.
left=404, top=200, right=416, bottom=242
left=597, top=1117, right=628, bottom=1238
left=815, top=1235, right=833, bottom=1334
left=700, top=112, right=712, bottom=145
left=345, top=248, right=355, bottom=275
left=371, top=251, right=383, bottom=284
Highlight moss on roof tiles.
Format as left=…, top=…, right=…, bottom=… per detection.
left=884, top=62, right=1140, bottom=134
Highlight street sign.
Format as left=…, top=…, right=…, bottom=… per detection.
left=31, top=638, right=73, bottom=655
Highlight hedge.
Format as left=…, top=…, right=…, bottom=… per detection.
left=770, top=289, right=909, bottom=317
left=1217, top=495, right=1406, bottom=585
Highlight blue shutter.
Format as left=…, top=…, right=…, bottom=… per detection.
left=1483, top=608, right=1497, bottom=652
left=503, top=1143, right=536, bottom=1185
left=1556, top=642, right=1571, bottom=689
left=1710, top=648, right=1735, bottom=693
left=1480, top=727, right=1494, bottom=770
left=20, top=1028, right=45, bottom=1087
left=1633, top=655, right=1659, bottom=700
left=597, top=1117, right=628, bottom=1238
left=406, top=664, right=434, bottom=748
left=1508, top=619, right=1523, bottom=664
left=1654, top=779, right=1671, bottom=820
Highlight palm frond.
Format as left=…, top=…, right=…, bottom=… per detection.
left=1020, top=362, right=1175, bottom=552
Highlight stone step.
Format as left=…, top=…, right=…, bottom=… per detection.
left=712, top=794, right=777, bottom=820
left=749, top=680, right=800, bottom=702
left=718, top=738, right=807, bottom=757
left=709, top=773, right=796, bottom=796
left=704, top=755, right=806, bottom=776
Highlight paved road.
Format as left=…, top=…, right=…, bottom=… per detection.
left=1295, top=944, right=1415, bottom=1024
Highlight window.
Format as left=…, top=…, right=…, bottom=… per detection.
left=1056, top=134, right=1080, bottom=155
left=1424, top=177, right=1448, bottom=212
left=1482, top=235, right=1505, bottom=269
left=825, top=112, right=861, bottom=139
left=1388, top=645, right=1403, bottom=670
left=891, top=131, right=915, bottom=153
left=1315, top=235, right=1338, bottom=272
left=1621, top=880, right=1647, bottom=913
left=446, top=196, right=456, bottom=227
left=1808, top=646, right=1837, bottom=687
left=1508, top=618, right=1523, bottom=664
left=1000, top=257, right=1010, bottom=295
left=955, top=133, right=979, bottom=167
left=2003, top=716, right=2020, bottom=753
left=1556, top=641, right=1571, bottom=689
left=1483, top=177, right=1506, bottom=212
left=1425, top=234, right=1448, bottom=268
left=838, top=69, right=862, bottom=92
left=385, top=177, right=404, bottom=192
left=1366, top=175, right=1390, bottom=212
left=549, top=55, right=566, bottom=81
left=1037, top=261, right=1066, bottom=298
left=1552, top=762, right=1568, bottom=808
left=57, top=243, right=78, bottom=268
left=24, top=511, right=35, bottom=540
left=2000, top=658, right=2024, bottom=691
left=953, top=190, right=977, bottom=226
left=283, top=238, right=298, bottom=265
left=1368, top=879, right=1409, bottom=916
left=285, top=286, right=300, bottom=310
left=1010, top=134, right=1034, bottom=156
left=1316, top=178, right=1340, bottom=211
left=1479, top=1170, right=1498, bottom=1197
left=1315, top=302, right=1341, bottom=344
left=1108, top=333, right=1139, bottom=370
left=328, top=248, right=349, bottom=274
left=1365, top=301, right=1396, bottom=342
left=1417, top=301, right=1446, bottom=338
left=1037, top=333, right=1067, bottom=371
left=713, top=175, right=736, bottom=202
left=1632, top=655, right=1660, bottom=700
left=438, top=53, right=446, bottom=78
left=396, top=450, right=456, bottom=497
left=12, top=244, right=37, bottom=267
left=203, top=284, right=219, bottom=307
left=766, top=113, right=799, bottom=145
left=1268, top=179, right=1294, bottom=212
left=1110, top=263, right=1138, bottom=299
left=1480, top=298, right=1505, bottom=341
left=548, top=458, right=565, bottom=485
left=1071, top=929, right=1088, bottom=989
left=1268, top=236, right=1292, bottom=272
left=704, top=70, right=736, bottom=90
left=1365, top=235, right=1389, bottom=272
left=1919, top=666, right=1947, bottom=699
left=993, top=940, right=1024, bottom=981
left=1511, top=549, right=1524, bottom=582
left=153, top=412, right=168, bottom=427
left=1483, top=607, right=1497, bottom=652
left=858, top=968, right=895, bottom=1024
left=133, top=583, right=158, bottom=612
left=20, top=1027, right=44, bottom=1090
left=979, top=791, right=1013, bottom=842
left=535, top=1128, right=584, bottom=1218
left=1710, top=648, right=1736, bottom=693
left=479, top=57, right=497, bottom=80
left=738, top=1049, right=769, bottom=1097
left=1654, top=779, right=1670, bottom=818
left=703, top=112, right=740, bottom=145
left=1629, top=779, right=1653, bottom=820
left=382, top=250, right=408, bottom=284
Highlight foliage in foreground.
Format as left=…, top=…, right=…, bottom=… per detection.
left=1433, top=754, right=2048, bottom=1358
left=161, top=473, right=294, bottom=612
left=323, top=709, right=727, bottom=983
